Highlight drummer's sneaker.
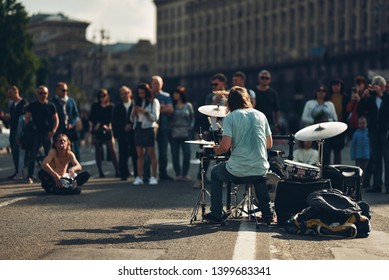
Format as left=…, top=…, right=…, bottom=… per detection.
left=203, top=212, right=229, bottom=224
left=133, top=177, right=144, bottom=185
left=149, top=176, right=158, bottom=185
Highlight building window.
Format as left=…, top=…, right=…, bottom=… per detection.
left=125, top=64, right=133, bottom=73
left=139, top=64, right=149, bottom=74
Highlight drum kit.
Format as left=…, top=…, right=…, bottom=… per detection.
left=186, top=102, right=348, bottom=224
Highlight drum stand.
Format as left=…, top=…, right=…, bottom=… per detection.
left=190, top=153, right=211, bottom=224
left=229, top=184, right=259, bottom=221
left=316, top=139, right=325, bottom=179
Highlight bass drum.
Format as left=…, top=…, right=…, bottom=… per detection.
left=283, top=159, right=320, bottom=181
left=266, top=171, right=281, bottom=202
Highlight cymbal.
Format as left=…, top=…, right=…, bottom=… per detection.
left=295, top=122, right=347, bottom=141
left=198, top=105, right=228, bottom=117
left=185, top=139, right=215, bottom=145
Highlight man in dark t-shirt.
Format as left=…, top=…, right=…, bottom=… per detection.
left=24, top=85, right=58, bottom=183
left=254, top=70, right=280, bottom=133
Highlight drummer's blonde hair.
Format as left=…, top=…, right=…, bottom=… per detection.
left=227, top=86, right=252, bottom=112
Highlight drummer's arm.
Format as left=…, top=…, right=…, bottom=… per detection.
left=214, top=135, right=231, bottom=155
left=266, top=135, right=273, bottom=149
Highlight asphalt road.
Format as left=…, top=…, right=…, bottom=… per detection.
left=1, top=142, right=389, bottom=260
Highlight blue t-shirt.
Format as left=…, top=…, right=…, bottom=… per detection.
left=155, top=91, right=173, bottom=130
left=223, top=108, right=271, bottom=177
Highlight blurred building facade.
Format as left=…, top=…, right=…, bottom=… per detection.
left=27, top=13, right=156, bottom=107
left=154, top=0, right=389, bottom=124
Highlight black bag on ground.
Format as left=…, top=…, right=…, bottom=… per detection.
left=275, top=179, right=331, bottom=225
left=285, top=188, right=371, bottom=238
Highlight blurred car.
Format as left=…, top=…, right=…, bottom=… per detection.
left=0, top=120, right=10, bottom=148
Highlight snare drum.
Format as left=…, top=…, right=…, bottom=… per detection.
left=283, top=159, right=320, bottom=181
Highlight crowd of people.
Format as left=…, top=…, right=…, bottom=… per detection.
left=3, top=71, right=389, bottom=199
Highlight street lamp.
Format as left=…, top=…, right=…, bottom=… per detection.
left=93, top=28, right=110, bottom=89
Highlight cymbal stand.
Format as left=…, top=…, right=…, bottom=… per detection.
left=316, top=139, right=324, bottom=179
left=190, top=151, right=211, bottom=224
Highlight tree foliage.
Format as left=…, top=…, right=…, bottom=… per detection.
left=0, top=0, right=40, bottom=109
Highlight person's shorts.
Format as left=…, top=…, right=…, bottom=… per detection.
left=134, top=128, right=155, bottom=147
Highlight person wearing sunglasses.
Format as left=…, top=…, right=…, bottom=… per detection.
left=254, top=70, right=280, bottom=133
left=24, top=85, right=59, bottom=184
left=89, top=88, right=120, bottom=178
left=52, top=82, right=80, bottom=161
left=301, top=84, right=338, bottom=166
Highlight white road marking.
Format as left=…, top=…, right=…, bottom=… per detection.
left=232, top=221, right=257, bottom=260
left=0, top=197, right=28, bottom=208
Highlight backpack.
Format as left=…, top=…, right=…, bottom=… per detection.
left=285, top=188, right=371, bottom=238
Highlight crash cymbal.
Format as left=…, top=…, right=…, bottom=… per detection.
left=198, top=105, right=228, bottom=117
left=185, top=139, right=215, bottom=145
left=295, top=122, right=347, bottom=141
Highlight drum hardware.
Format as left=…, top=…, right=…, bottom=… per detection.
left=226, top=174, right=278, bottom=227
left=187, top=127, right=230, bottom=223
left=272, top=134, right=296, bottom=160
left=189, top=151, right=211, bottom=224
left=294, top=122, right=347, bottom=178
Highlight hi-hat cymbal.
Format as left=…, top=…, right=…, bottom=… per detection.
left=295, top=122, right=347, bottom=141
left=185, top=139, right=215, bottom=145
left=198, top=105, right=228, bottom=117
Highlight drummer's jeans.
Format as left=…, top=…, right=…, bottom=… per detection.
left=210, top=162, right=273, bottom=218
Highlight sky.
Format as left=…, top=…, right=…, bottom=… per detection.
left=19, top=0, right=156, bottom=44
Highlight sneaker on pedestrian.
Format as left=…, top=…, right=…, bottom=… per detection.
left=159, top=174, right=174, bottom=181
left=14, top=175, right=24, bottom=180
left=193, top=180, right=202, bottom=189
left=182, top=176, right=192, bottom=181
left=133, top=177, right=144, bottom=185
left=149, top=176, right=158, bottom=185
left=27, top=177, right=34, bottom=184
left=7, top=173, right=17, bottom=180
left=175, top=176, right=183, bottom=181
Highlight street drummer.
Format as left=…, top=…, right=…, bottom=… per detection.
left=203, top=86, right=274, bottom=224
left=38, top=134, right=90, bottom=194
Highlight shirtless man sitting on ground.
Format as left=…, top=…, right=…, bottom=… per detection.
left=38, top=134, right=90, bottom=194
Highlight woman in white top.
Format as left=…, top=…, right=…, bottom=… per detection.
left=301, top=84, right=337, bottom=126
left=301, top=84, right=338, bottom=166
left=131, top=83, right=160, bottom=185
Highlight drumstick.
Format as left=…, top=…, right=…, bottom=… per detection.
left=213, top=90, right=229, bottom=95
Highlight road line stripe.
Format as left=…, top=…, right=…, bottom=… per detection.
left=232, top=221, right=257, bottom=260
left=0, top=197, right=28, bottom=208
